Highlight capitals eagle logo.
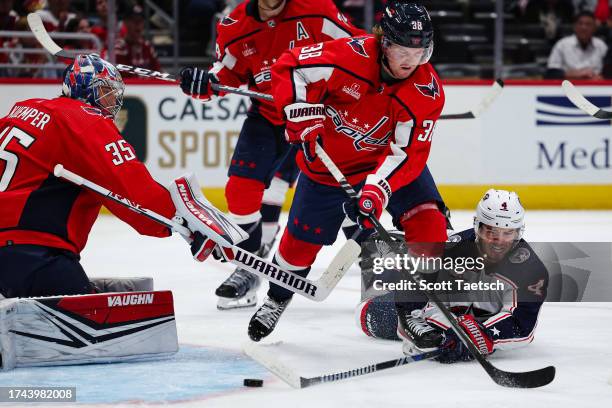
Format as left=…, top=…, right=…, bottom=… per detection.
left=347, top=37, right=369, bottom=58
left=414, top=74, right=440, bottom=100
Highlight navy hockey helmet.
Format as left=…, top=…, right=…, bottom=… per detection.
left=62, top=54, right=124, bottom=118
left=380, top=1, right=434, bottom=63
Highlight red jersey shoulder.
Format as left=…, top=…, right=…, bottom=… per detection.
left=393, top=64, right=445, bottom=119
left=318, top=35, right=379, bottom=76
left=44, top=97, right=119, bottom=137
left=215, top=2, right=259, bottom=52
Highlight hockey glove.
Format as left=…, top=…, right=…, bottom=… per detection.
left=342, top=175, right=391, bottom=229
left=436, top=314, right=494, bottom=364
left=179, top=66, right=217, bottom=101
left=191, top=231, right=220, bottom=262
left=283, top=103, right=325, bottom=162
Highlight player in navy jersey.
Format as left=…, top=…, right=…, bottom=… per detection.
left=356, top=189, right=549, bottom=364
left=246, top=2, right=450, bottom=342
left=178, top=0, right=363, bottom=310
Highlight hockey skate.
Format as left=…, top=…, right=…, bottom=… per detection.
left=215, top=268, right=260, bottom=310
left=397, top=308, right=444, bottom=355
left=215, top=237, right=278, bottom=310
left=248, top=295, right=291, bottom=342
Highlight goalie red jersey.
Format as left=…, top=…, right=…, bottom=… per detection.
left=272, top=35, right=445, bottom=193
left=0, top=97, right=175, bottom=254
left=210, top=0, right=362, bottom=124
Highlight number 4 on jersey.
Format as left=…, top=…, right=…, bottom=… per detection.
left=0, top=126, right=36, bottom=192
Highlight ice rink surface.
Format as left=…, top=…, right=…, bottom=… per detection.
left=2, top=211, right=612, bottom=407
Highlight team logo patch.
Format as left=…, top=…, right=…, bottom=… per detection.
left=220, top=15, right=237, bottom=26
left=414, top=74, right=440, bottom=100
left=509, top=247, right=531, bottom=264
left=342, top=83, right=362, bottom=100
left=325, top=105, right=391, bottom=151
left=242, top=41, right=257, bottom=57
left=347, top=37, right=369, bottom=58
left=81, top=106, right=103, bottom=116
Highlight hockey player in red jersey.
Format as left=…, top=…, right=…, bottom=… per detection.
left=178, top=0, right=363, bottom=310
left=0, top=54, right=178, bottom=298
left=247, top=1, right=450, bottom=341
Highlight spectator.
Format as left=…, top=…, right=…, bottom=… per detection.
left=521, top=0, right=575, bottom=41
left=91, top=0, right=109, bottom=45
left=0, top=0, right=18, bottom=76
left=547, top=11, right=608, bottom=79
left=9, top=16, right=59, bottom=78
left=112, top=4, right=161, bottom=74
left=36, top=0, right=76, bottom=32
left=63, top=15, right=96, bottom=52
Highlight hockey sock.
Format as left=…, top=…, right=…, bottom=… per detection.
left=261, top=203, right=282, bottom=246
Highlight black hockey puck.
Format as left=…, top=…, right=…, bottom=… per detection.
left=243, top=378, right=264, bottom=387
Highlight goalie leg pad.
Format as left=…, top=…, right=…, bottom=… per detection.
left=0, top=291, right=178, bottom=370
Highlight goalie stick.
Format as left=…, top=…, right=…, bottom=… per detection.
left=562, top=80, right=612, bottom=120
left=243, top=342, right=440, bottom=388
left=25, top=12, right=272, bottom=102
left=27, top=12, right=502, bottom=119
left=52, top=164, right=360, bottom=302
left=313, top=142, right=556, bottom=389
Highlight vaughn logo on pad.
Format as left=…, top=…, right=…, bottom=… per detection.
left=536, top=96, right=611, bottom=126
left=108, top=293, right=155, bottom=307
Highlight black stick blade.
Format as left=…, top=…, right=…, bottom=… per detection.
left=486, top=363, right=555, bottom=388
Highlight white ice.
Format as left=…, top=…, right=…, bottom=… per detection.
left=13, top=211, right=612, bottom=407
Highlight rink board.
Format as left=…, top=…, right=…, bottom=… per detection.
left=1, top=79, right=611, bottom=209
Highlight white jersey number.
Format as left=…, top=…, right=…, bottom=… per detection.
left=105, top=140, right=136, bottom=166
left=0, top=126, right=36, bottom=192
left=298, top=43, right=323, bottom=61
left=416, top=120, right=436, bottom=142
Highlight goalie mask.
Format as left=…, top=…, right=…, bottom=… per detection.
left=380, top=1, right=434, bottom=65
left=62, top=54, right=125, bottom=118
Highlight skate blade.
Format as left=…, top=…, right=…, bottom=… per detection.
left=401, top=341, right=438, bottom=356
left=216, top=292, right=257, bottom=310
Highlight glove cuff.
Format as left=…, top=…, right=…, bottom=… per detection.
left=365, top=174, right=392, bottom=208
left=284, top=103, right=325, bottom=122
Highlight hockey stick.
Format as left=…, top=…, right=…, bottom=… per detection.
left=562, top=80, right=612, bottom=120
left=313, top=143, right=555, bottom=388
left=28, top=13, right=502, bottom=115
left=25, top=13, right=273, bottom=102
left=243, top=342, right=440, bottom=388
left=439, top=79, right=504, bottom=120
left=52, top=164, right=360, bottom=302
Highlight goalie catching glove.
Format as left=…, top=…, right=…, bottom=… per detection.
left=168, top=173, right=249, bottom=262
left=283, top=103, right=325, bottom=162
left=436, top=314, right=494, bottom=364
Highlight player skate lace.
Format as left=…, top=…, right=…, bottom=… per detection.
left=406, top=316, right=434, bottom=336
left=255, top=298, right=287, bottom=328
left=223, top=269, right=255, bottom=291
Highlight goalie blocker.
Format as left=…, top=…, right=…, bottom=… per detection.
left=0, top=291, right=178, bottom=370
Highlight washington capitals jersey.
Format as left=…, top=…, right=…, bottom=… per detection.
left=423, top=229, right=549, bottom=351
left=272, top=35, right=445, bottom=193
left=209, top=0, right=361, bottom=124
left=0, top=97, right=174, bottom=254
